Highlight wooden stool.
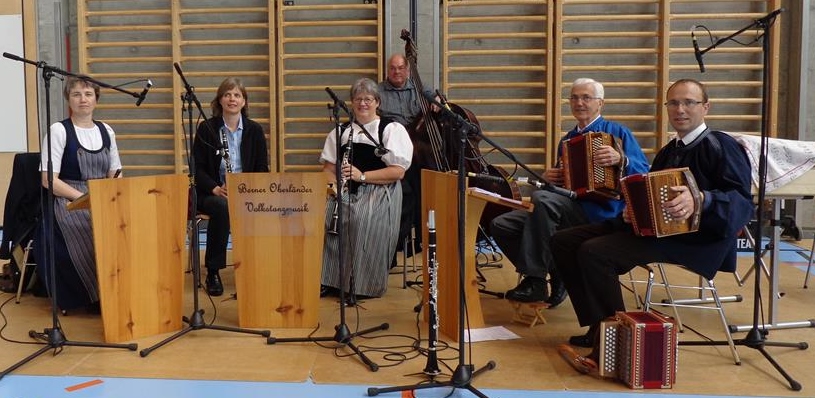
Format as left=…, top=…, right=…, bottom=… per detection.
left=509, top=300, right=549, bottom=327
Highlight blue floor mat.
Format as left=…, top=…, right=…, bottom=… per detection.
left=737, top=238, right=811, bottom=263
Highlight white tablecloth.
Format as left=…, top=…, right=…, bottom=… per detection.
left=731, top=134, right=815, bottom=193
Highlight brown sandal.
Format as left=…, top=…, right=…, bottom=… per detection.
left=557, top=344, right=598, bottom=375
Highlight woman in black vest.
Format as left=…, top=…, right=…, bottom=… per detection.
left=319, top=78, right=413, bottom=301
left=37, top=76, right=123, bottom=312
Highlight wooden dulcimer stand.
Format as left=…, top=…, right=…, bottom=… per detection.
left=420, top=170, right=531, bottom=342
left=226, top=172, right=327, bottom=329
left=71, top=174, right=188, bottom=343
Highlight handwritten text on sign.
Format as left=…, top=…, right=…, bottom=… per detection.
left=228, top=174, right=327, bottom=237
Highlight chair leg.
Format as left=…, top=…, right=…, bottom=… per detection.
left=627, top=270, right=642, bottom=309
left=647, top=263, right=740, bottom=365
left=708, top=278, right=741, bottom=365
left=656, top=264, right=685, bottom=332
left=401, top=234, right=409, bottom=289
left=15, top=263, right=28, bottom=304
left=805, top=237, right=813, bottom=289
left=15, top=241, right=35, bottom=304
left=643, top=265, right=655, bottom=312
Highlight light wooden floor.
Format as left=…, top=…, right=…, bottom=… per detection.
left=0, top=244, right=812, bottom=396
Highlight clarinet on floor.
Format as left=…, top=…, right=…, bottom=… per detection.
left=220, top=126, right=233, bottom=173
left=423, top=209, right=441, bottom=376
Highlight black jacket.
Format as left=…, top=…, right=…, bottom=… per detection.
left=192, top=116, right=270, bottom=201
left=1, top=153, right=42, bottom=260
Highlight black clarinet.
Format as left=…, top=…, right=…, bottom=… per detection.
left=327, top=129, right=353, bottom=235
left=220, top=126, right=233, bottom=173
left=423, top=209, right=441, bottom=376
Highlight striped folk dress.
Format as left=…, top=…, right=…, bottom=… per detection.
left=47, top=127, right=112, bottom=308
left=320, top=182, right=402, bottom=298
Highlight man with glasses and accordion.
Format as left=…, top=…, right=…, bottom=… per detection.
left=490, top=78, right=649, bottom=318
left=551, top=78, right=753, bottom=377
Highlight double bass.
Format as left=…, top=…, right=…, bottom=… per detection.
left=400, top=29, right=521, bottom=227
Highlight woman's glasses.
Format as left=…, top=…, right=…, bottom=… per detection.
left=352, top=97, right=377, bottom=105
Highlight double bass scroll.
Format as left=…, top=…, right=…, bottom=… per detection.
left=400, top=29, right=522, bottom=227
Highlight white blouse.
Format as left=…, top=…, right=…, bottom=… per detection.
left=40, top=121, right=122, bottom=174
left=319, top=118, right=413, bottom=170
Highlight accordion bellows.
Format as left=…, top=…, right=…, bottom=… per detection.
left=561, top=132, right=621, bottom=201
left=600, top=311, right=678, bottom=389
left=621, top=167, right=701, bottom=237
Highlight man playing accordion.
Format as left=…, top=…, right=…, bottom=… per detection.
left=490, top=78, right=649, bottom=315
left=551, top=78, right=753, bottom=372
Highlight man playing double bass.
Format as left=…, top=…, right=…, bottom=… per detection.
left=378, top=53, right=428, bottom=261
left=490, top=78, right=650, bottom=329
left=379, top=54, right=423, bottom=128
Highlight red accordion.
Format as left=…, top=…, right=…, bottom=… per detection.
left=621, top=167, right=701, bottom=237
left=599, top=311, right=678, bottom=389
left=561, top=132, right=621, bottom=201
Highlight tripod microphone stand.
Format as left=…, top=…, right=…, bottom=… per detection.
left=0, top=53, right=139, bottom=381
left=267, top=88, right=388, bottom=372
left=369, top=94, right=502, bottom=397
left=139, top=63, right=270, bottom=357
left=678, top=9, right=807, bottom=391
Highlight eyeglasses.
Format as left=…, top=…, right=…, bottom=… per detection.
left=569, top=95, right=601, bottom=102
left=352, top=97, right=377, bottom=105
left=664, top=99, right=705, bottom=108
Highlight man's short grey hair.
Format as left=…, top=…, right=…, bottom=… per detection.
left=572, top=78, right=605, bottom=99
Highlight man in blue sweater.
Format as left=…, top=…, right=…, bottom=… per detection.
left=490, top=78, right=650, bottom=311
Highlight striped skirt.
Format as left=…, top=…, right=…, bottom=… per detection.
left=53, top=180, right=99, bottom=303
left=320, top=182, right=402, bottom=298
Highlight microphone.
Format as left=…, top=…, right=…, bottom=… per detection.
left=135, top=79, right=153, bottom=106
left=515, top=177, right=577, bottom=200
left=325, top=87, right=351, bottom=115
left=456, top=171, right=506, bottom=184
left=691, top=28, right=705, bottom=73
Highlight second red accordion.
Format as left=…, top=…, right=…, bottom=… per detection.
left=599, top=311, right=678, bottom=389
left=621, top=167, right=701, bottom=237
left=561, top=132, right=621, bottom=201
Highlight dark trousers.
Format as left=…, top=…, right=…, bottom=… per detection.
left=551, top=222, right=669, bottom=327
left=490, top=190, right=588, bottom=279
left=198, top=194, right=229, bottom=272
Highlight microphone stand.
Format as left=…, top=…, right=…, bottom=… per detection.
left=139, top=63, right=270, bottom=357
left=425, top=93, right=575, bottom=200
left=0, top=53, right=138, bottom=381
left=679, top=9, right=807, bottom=391
left=369, top=100, right=495, bottom=398
left=267, top=90, right=388, bottom=372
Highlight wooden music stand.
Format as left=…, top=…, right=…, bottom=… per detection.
left=226, top=172, right=327, bottom=329
left=79, top=174, right=188, bottom=343
left=420, top=170, right=531, bottom=341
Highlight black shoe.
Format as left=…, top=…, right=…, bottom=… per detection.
left=343, top=294, right=357, bottom=307
left=505, top=276, right=548, bottom=303
left=85, top=301, right=102, bottom=315
left=568, top=333, right=593, bottom=348
left=545, top=278, right=568, bottom=308
left=569, top=324, right=599, bottom=348
left=320, top=285, right=336, bottom=298
left=206, top=271, right=224, bottom=297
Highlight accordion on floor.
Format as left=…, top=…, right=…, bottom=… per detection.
left=621, top=167, right=701, bottom=237
left=561, top=132, right=621, bottom=201
left=599, top=311, right=678, bottom=389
